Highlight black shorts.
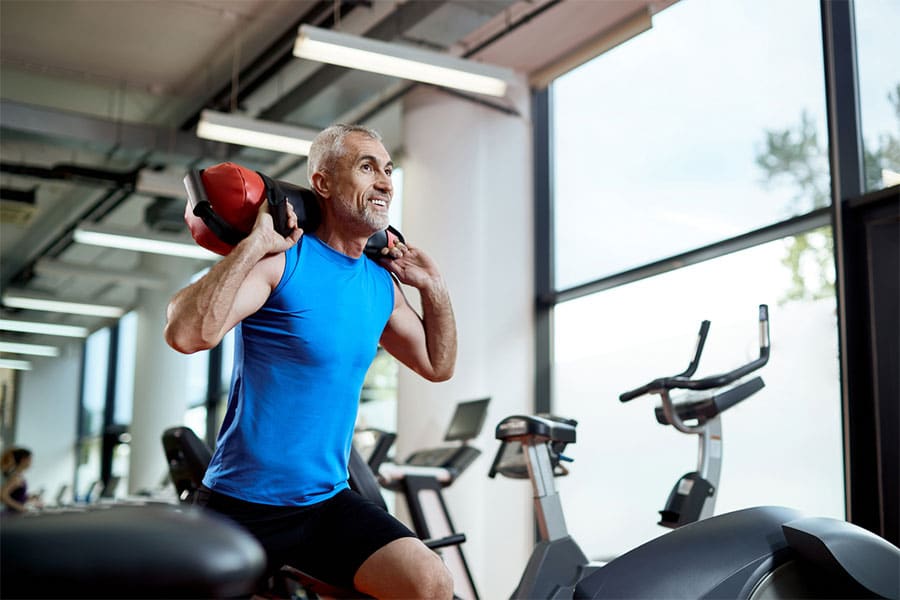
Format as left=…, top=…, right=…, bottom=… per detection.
left=195, top=486, right=415, bottom=589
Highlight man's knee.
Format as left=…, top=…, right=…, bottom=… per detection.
left=413, top=549, right=453, bottom=599
left=355, top=538, right=454, bottom=599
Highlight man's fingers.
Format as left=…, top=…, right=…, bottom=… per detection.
left=286, top=202, right=299, bottom=229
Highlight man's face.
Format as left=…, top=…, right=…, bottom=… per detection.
left=328, top=132, right=394, bottom=233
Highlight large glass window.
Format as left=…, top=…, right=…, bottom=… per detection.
left=75, top=326, right=109, bottom=500
left=546, top=0, right=844, bottom=561
left=553, top=237, right=843, bottom=559
left=114, top=311, right=137, bottom=425
left=854, top=0, right=900, bottom=191
left=552, top=0, right=827, bottom=289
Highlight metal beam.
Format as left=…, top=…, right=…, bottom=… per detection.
left=0, top=100, right=213, bottom=158
left=545, top=207, right=833, bottom=306
left=533, top=87, right=554, bottom=415
left=821, top=0, right=880, bottom=535
left=34, top=258, right=169, bottom=290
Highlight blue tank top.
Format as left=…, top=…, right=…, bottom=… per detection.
left=203, top=234, right=395, bottom=505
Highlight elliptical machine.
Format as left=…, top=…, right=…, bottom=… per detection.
left=571, top=305, right=899, bottom=599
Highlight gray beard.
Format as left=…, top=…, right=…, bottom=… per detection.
left=361, top=205, right=390, bottom=231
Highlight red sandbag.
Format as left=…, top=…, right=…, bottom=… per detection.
left=184, top=162, right=268, bottom=256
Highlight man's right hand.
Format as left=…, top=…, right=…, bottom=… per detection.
left=249, top=199, right=303, bottom=255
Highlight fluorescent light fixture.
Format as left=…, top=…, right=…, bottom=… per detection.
left=293, top=25, right=515, bottom=97
left=2, top=292, right=126, bottom=319
left=0, top=358, right=31, bottom=371
left=0, top=341, right=59, bottom=357
left=74, top=223, right=218, bottom=260
left=196, top=110, right=317, bottom=155
left=0, top=319, right=88, bottom=338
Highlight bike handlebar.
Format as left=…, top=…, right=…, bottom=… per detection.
left=620, top=305, right=770, bottom=403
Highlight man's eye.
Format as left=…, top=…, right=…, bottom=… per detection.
left=361, top=164, right=372, bottom=172
left=385, top=169, right=393, bottom=177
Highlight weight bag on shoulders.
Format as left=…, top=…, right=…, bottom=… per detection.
left=183, top=162, right=405, bottom=258
left=183, top=162, right=320, bottom=256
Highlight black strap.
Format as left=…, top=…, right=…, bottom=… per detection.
left=192, top=200, right=248, bottom=246
left=257, top=171, right=292, bottom=237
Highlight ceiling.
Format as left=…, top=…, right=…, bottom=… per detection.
left=0, top=0, right=675, bottom=350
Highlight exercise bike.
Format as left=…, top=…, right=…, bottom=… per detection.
left=491, top=305, right=899, bottom=600
left=489, top=412, right=601, bottom=599
left=632, top=309, right=767, bottom=528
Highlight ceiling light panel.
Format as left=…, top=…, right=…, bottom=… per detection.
left=73, top=224, right=218, bottom=261
left=0, top=341, right=60, bottom=357
left=196, top=110, right=317, bottom=155
left=0, top=319, right=89, bottom=338
left=0, top=358, right=31, bottom=371
left=293, top=25, right=515, bottom=97
left=2, top=292, right=126, bottom=318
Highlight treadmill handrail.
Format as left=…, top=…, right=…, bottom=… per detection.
left=378, top=463, right=453, bottom=484
left=620, top=305, right=770, bottom=402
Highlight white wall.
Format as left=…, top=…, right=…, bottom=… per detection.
left=13, top=339, right=82, bottom=503
left=398, top=85, right=536, bottom=600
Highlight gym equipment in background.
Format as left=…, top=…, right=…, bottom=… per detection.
left=367, top=397, right=491, bottom=600
left=621, top=311, right=767, bottom=528
left=490, top=413, right=602, bottom=599
left=182, top=162, right=404, bottom=259
left=487, top=304, right=899, bottom=600
left=401, top=397, right=488, bottom=473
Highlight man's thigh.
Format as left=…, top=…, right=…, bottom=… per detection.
left=270, top=488, right=416, bottom=589
left=354, top=537, right=452, bottom=600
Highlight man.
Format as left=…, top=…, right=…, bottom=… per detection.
left=164, top=124, right=456, bottom=599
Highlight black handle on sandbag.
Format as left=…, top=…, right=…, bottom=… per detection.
left=257, top=172, right=322, bottom=238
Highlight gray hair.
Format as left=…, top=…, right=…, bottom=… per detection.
left=307, top=123, right=382, bottom=186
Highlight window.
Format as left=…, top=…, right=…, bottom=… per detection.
left=854, top=0, right=900, bottom=192
left=544, top=0, right=844, bottom=560
left=114, top=311, right=137, bottom=425
left=553, top=236, right=843, bottom=558
left=552, top=0, right=828, bottom=289
left=75, top=326, right=110, bottom=500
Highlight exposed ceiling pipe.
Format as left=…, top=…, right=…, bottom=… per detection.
left=0, top=162, right=140, bottom=189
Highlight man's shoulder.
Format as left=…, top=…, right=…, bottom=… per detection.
left=257, top=248, right=289, bottom=289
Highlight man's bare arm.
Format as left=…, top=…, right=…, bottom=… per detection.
left=164, top=205, right=301, bottom=354
left=380, top=244, right=457, bottom=382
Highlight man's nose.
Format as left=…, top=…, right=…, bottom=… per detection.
left=375, top=170, right=393, bottom=193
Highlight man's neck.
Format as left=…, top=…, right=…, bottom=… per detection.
left=313, top=219, right=371, bottom=258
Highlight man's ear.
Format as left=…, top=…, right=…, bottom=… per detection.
left=310, top=171, right=330, bottom=199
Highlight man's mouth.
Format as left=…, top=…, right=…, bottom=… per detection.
left=369, top=197, right=388, bottom=208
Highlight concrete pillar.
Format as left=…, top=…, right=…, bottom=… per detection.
left=127, top=255, right=202, bottom=494
left=399, top=85, right=535, bottom=600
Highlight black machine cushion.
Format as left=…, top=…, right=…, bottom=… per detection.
left=574, top=505, right=804, bottom=599
left=0, top=504, right=266, bottom=599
